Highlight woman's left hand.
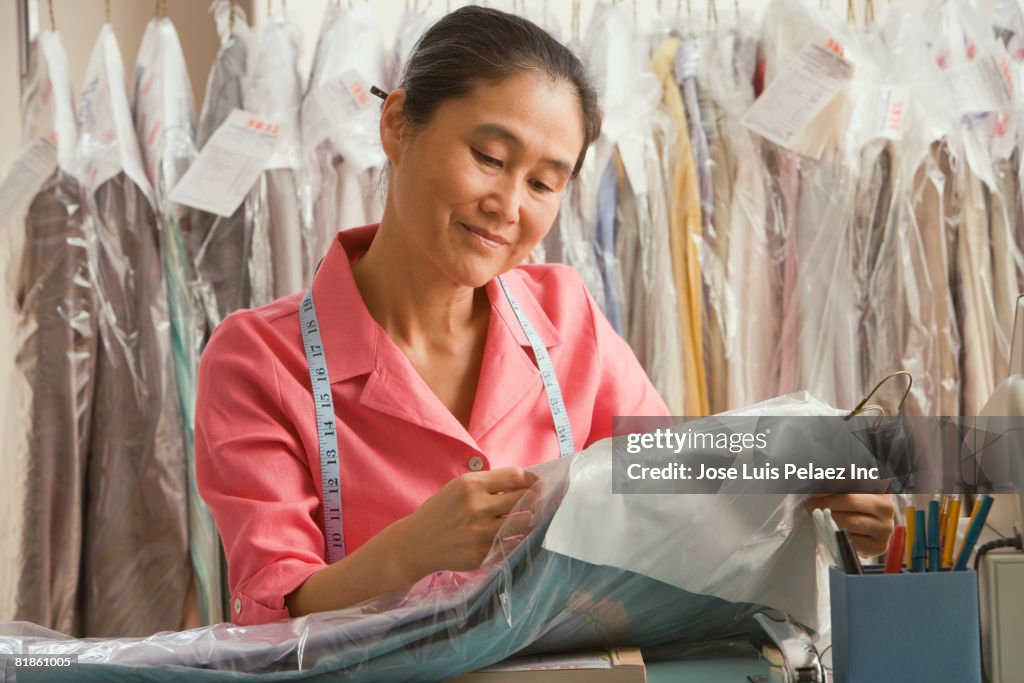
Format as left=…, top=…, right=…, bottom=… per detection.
left=805, top=493, right=896, bottom=558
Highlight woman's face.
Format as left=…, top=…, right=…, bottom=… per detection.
left=381, top=71, right=586, bottom=288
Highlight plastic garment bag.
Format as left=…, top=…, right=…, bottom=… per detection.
left=923, top=0, right=1017, bottom=414
left=190, top=0, right=255, bottom=329
left=0, top=393, right=869, bottom=681
left=759, top=0, right=865, bottom=409
left=2, top=31, right=95, bottom=637
left=716, top=24, right=785, bottom=410
left=652, top=34, right=708, bottom=416
left=77, top=23, right=188, bottom=637
left=875, top=8, right=960, bottom=416
left=300, top=3, right=387, bottom=276
left=133, top=15, right=223, bottom=627
left=243, top=13, right=305, bottom=304
left=389, top=7, right=440, bottom=87
left=575, top=3, right=684, bottom=413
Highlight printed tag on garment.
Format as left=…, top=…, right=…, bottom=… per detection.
left=946, top=55, right=1013, bottom=115
left=0, top=137, right=58, bottom=225
left=170, top=109, right=283, bottom=217
left=741, top=42, right=854, bottom=153
left=865, top=85, right=910, bottom=141
left=301, top=70, right=375, bottom=151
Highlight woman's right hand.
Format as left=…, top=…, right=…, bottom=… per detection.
left=394, top=467, right=540, bottom=580
left=286, top=467, right=540, bottom=618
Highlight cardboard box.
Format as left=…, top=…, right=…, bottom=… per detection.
left=447, top=648, right=646, bottom=683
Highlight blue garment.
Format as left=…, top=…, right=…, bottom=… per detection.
left=594, top=158, right=624, bottom=335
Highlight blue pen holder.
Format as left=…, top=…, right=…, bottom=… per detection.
left=829, top=565, right=981, bottom=683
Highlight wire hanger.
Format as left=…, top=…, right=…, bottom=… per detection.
left=846, top=371, right=915, bottom=419
left=48, top=0, right=56, bottom=31
left=105, top=0, right=111, bottom=23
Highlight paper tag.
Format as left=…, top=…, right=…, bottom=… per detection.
left=866, top=85, right=910, bottom=141
left=948, top=56, right=1013, bottom=114
left=742, top=42, right=854, bottom=152
left=170, top=109, right=282, bottom=217
left=0, top=137, right=58, bottom=225
left=301, top=70, right=375, bottom=151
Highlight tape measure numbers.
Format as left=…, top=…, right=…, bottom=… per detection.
left=300, top=274, right=574, bottom=564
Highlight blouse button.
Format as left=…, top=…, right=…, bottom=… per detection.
left=467, top=456, right=485, bottom=471
left=234, top=597, right=242, bottom=615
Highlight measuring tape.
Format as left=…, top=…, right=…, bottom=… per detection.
left=497, top=276, right=575, bottom=459
left=300, top=274, right=575, bottom=564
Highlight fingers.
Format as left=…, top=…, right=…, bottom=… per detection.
left=478, top=467, right=540, bottom=494
left=806, top=493, right=895, bottom=558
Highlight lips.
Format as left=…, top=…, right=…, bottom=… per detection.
left=462, top=223, right=509, bottom=249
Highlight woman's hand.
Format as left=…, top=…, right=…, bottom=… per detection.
left=395, top=467, right=540, bottom=580
left=805, top=493, right=896, bottom=558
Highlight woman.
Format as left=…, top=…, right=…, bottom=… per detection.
left=195, top=6, right=894, bottom=628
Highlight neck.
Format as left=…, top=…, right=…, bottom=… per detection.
left=352, top=219, right=487, bottom=348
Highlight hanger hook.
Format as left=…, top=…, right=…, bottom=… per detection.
left=846, top=371, right=915, bottom=419
left=105, top=0, right=111, bottom=23
left=48, top=0, right=56, bottom=30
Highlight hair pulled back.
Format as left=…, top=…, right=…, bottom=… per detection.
left=398, top=6, right=600, bottom=177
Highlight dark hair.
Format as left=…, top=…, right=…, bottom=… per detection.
left=398, top=6, right=600, bottom=177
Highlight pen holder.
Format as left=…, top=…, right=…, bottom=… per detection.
left=829, top=565, right=981, bottom=683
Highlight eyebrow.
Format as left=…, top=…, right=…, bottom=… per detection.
left=471, top=123, right=574, bottom=178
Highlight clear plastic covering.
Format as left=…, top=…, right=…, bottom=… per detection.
left=0, top=393, right=857, bottom=681
left=133, top=16, right=219, bottom=631
left=2, top=30, right=92, bottom=637
left=190, top=0, right=256, bottom=328
left=243, top=12, right=305, bottom=303
left=64, top=23, right=190, bottom=638
left=300, top=3, right=387, bottom=275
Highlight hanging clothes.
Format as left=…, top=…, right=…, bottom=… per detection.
left=389, top=6, right=440, bottom=87
left=190, top=0, right=255, bottom=330
left=6, top=30, right=95, bottom=637
left=678, top=33, right=728, bottom=415
left=301, top=2, right=387, bottom=276
left=652, top=35, right=708, bottom=416
left=133, top=15, right=223, bottom=628
left=718, top=24, right=784, bottom=409
left=77, top=23, right=189, bottom=638
left=243, top=13, right=305, bottom=305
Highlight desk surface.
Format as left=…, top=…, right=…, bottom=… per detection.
left=647, top=656, right=766, bottom=683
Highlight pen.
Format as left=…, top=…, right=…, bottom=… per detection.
left=905, top=504, right=916, bottom=569
left=927, top=500, right=940, bottom=572
left=953, top=495, right=994, bottom=571
left=912, top=509, right=926, bottom=572
left=941, top=495, right=961, bottom=569
left=836, top=529, right=864, bottom=575
left=884, top=524, right=906, bottom=574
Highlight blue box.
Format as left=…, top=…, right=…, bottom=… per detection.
left=829, top=565, right=982, bottom=683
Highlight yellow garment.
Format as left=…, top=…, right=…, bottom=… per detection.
left=652, top=37, right=708, bottom=416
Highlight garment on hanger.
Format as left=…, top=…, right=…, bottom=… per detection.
left=134, top=13, right=223, bottom=628
left=244, top=14, right=304, bottom=304
left=79, top=23, right=188, bottom=638
left=653, top=35, right=708, bottom=416
left=390, top=6, right=440, bottom=87
left=6, top=30, right=95, bottom=637
left=190, top=0, right=254, bottom=330
left=719, top=24, right=783, bottom=410
left=697, top=28, right=736, bottom=415
left=301, top=2, right=387, bottom=276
